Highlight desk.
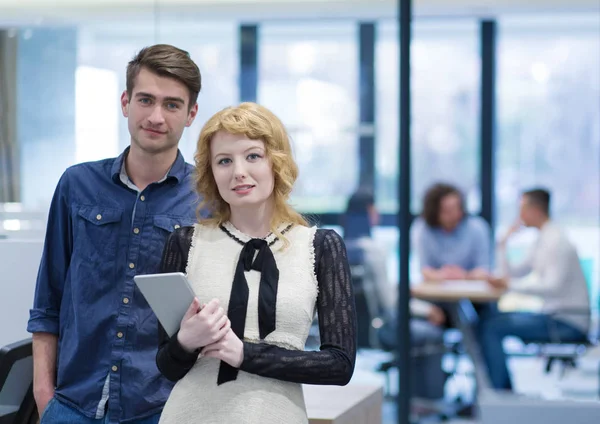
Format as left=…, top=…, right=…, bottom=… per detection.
left=411, top=280, right=504, bottom=394
left=304, top=384, right=383, bottom=424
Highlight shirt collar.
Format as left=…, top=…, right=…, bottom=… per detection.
left=111, top=146, right=188, bottom=186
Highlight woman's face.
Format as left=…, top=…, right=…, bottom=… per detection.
left=438, top=193, right=463, bottom=231
left=210, top=130, right=275, bottom=210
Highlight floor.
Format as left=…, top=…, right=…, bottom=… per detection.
left=351, top=342, right=600, bottom=424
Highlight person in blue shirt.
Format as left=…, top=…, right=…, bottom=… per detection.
left=27, top=44, right=202, bottom=424
left=414, top=183, right=492, bottom=283
left=413, top=183, right=495, bottom=327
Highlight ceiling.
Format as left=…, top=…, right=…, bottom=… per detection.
left=0, top=0, right=598, bottom=23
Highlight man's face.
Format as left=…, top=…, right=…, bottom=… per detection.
left=519, top=195, right=536, bottom=227
left=438, top=193, right=463, bottom=231
left=121, top=67, right=198, bottom=155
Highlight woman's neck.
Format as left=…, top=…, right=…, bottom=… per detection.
left=229, top=201, right=275, bottom=239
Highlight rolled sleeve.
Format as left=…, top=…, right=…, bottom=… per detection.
left=27, top=171, right=73, bottom=335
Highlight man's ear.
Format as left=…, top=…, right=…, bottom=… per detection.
left=186, top=103, right=199, bottom=127
left=121, top=90, right=130, bottom=117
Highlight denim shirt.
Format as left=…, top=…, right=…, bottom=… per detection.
left=27, top=148, right=199, bottom=422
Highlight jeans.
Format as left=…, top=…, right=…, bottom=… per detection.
left=40, top=397, right=161, bottom=424
left=477, top=312, right=587, bottom=390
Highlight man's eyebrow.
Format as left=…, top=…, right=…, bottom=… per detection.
left=134, top=92, right=185, bottom=104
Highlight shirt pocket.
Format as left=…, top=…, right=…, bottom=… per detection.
left=149, top=215, right=195, bottom=271
left=76, top=205, right=123, bottom=260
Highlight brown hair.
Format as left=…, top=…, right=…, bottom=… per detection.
left=421, top=183, right=465, bottom=227
left=126, top=44, right=201, bottom=108
left=523, top=188, right=551, bottom=216
left=194, top=102, right=308, bottom=244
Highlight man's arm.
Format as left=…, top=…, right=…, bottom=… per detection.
left=32, top=333, right=58, bottom=415
left=27, top=172, right=73, bottom=415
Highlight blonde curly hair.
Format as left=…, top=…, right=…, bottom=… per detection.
left=194, top=102, right=308, bottom=242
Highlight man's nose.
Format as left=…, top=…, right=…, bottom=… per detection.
left=148, top=105, right=165, bottom=125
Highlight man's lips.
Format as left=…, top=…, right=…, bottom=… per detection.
left=143, top=128, right=166, bottom=135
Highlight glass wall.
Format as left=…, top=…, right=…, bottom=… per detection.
left=258, top=22, right=359, bottom=213
left=496, top=14, right=600, bottom=308
left=376, top=19, right=481, bottom=216
left=375, top=19, right=481, bottom=283
left=14, top=19, right=238, bottom=210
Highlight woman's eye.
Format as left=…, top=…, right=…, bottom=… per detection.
left=218, top=158, right=231, bottom=165
left=248, top=153, right=261, bottom=161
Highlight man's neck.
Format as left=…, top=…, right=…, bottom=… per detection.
left=535, top=217, right=550, bottom=230
left=125, top=145, right=177, bottom=192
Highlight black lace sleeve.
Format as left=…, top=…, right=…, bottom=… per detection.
left=155, top=226, right=199, bottom=382
left=240, top=229, right=357, bottom=385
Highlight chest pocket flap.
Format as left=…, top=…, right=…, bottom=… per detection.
left=78, top=206, right=123, bottom=225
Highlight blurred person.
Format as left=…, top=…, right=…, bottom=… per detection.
left=415, top=183, right=492, bottom=282
left=341, top=188, right=446, bottom=348
left=479, top=188, right=590, bottom=391
left=28, top=45, right=202, bottom=423
left=413, top=183, right=497, bottom=329
left=155, top=103, right=356, bottom=424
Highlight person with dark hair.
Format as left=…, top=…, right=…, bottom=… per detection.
left=27, top=45, right=203, bottom=423
left=415, top=183, right=492, bottom=282
left=341, top=188, right=446, bottom=346
left=479, top=188, right=590, bottom=390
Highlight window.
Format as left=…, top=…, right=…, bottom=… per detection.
left=375, top=20, right=481, bottom=214
left=496, top=15, right=600, bottom=308
left=258, top=22, right=359, bottom=213
left=16, top=20, right=238, bottom=208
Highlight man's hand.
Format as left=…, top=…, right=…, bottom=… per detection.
left=487, top=276, right=509, bottom=290
left=34, top=387, right=54, bottom=419
left=200, top=329, right=244, bottom=368
left=499, top=219, right=522, bottom=246
left=427, top=305, right=446, bottom=326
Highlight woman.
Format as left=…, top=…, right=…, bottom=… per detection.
left=155, top=102, right=356, bottom=424
left=415, top=183, right=492, bottom=282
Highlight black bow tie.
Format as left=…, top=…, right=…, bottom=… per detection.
left=217, top=237, right=279, bottom=385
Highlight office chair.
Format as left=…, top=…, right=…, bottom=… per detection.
left=0, top=338, right=38, bottom=424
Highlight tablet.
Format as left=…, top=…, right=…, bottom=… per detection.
left=134, top=272, right=196, bottom=337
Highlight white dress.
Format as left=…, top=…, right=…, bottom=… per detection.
left=157, top=222, right=354, bottom=424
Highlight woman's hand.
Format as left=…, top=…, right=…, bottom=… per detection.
left=200, top=329, right=244, bottom=368
left=177, top=298, right=231, bottom=353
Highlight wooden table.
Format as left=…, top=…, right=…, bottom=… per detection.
left=304, top=384, right=384, bottom=424
left=411, top=280, right=505, bottom=394
left=411, top=280, right=504, bottom=304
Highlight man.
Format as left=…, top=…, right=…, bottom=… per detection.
left=480, top=188, right=590, bottom=390
left=27, top=44, right=201, bottom=423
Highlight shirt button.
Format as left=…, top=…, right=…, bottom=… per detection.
left=133, top=228, right=140, bottom=234
left=140, top=195, right=146, bottom=202
left=123, top=297, right=129, bottom=304
left=129, top=262, right=135, bottom=269
left=112, top=365, right=118, bottom=372
left=96, top=214, right=102, bottom=221
left=117, top=332, right=124, bottom=338
left=174, top=224, right=180, bottom=229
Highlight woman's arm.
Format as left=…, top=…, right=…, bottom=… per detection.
left=239, top=229, right=357, bottom=385
left=155, top=227, right=200, bottom=382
